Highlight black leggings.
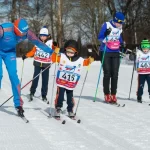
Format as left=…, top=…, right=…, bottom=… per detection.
left=100, top=52, right=120, bottom=95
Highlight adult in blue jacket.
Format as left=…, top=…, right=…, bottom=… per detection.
left=0, top=18, right=53, bottom=117
left=98, top=12, right=125, bottom=103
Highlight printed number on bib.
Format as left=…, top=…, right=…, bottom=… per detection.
left=140, top=62, right=150, bottom=68
left=61, top=72, right=76, bottom=81
left=35, top=51, right=50, bottom=58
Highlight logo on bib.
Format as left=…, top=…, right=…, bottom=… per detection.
left=141, top=56, right=149, bottom=60
left=65, top=65, right=76, bottom=72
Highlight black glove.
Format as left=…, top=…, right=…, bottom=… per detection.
left=120, top=43, right=126, bottom=50
left=104, top=28, right=112, bottom=37
left=22, top=55, right=27, bottom=60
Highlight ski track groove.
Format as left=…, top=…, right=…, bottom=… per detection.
left=23, top=94, right=146, bottom=150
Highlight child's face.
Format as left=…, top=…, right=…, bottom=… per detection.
left=66, top=48, right=75, bottom=57
left=142, top=48, right=149, bottom=54
left=40, top=35, right=48, bottom=42
left=114, top=22, right=122, bottom=28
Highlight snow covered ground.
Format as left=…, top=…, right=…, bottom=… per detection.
left=0, top=58, right=150, bottom=150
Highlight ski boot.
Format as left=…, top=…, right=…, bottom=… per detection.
left=111, top=95, right=117, bottom=104
left=54, top=107, right=61, bottom=120
left=29, top=93, right=34, bottom=102
left=16, top=106, right=25, bottom=117
left=68, top=111, right=75, bottom=119
left=137, top=96, right=142, bottom=103
left=42, top=95, right=47, bottom=102
left=104, top=94, right=111, bottom=103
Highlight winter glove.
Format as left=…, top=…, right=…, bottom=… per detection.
left=104, top=28, right=112, bottom=37
left=54, top=48, right=60, bottom=54
left=89, top=56, right=94, bottom=64
left=120, top=43, right=125, bottom=50
left=22, top=55, right=27, bottom=60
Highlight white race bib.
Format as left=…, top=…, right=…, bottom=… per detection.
left=35, top=50, right=50, bottom=59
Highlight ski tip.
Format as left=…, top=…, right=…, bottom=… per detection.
left=62, top=120, right=66, bottom=124
left=77, top=119, right=81, bottom=123
left=122, top=104, right=126, bottom=107
left=26, top=120, right=29, bottom=123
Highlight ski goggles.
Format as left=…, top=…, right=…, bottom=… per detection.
left=65, top=47, right=77, bottom=54
left=141, top=45, right=150, bottom=49
left=114, top=17, right=125, bottom=23
left=66, top=50, right=75, bottom=54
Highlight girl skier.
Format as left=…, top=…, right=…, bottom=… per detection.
left=22, top=26, right=54, bottom=102
left=98, top=12, right=125, bottom=103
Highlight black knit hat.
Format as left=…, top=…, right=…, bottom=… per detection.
left=64, top=40, right=78, bottom=53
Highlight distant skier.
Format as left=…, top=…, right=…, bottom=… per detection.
left=136, top=39, right=150, bottom=103
left=22, top=26, right=56, bottom=102
left=51, top=40, right=94, bottom=119
left=0, top=18, right=53, bottom=117
left=98, top=12, right=125, bottom=103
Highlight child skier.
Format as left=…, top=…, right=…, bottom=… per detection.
left=136, top=39, right=150, bottom=103
left=98, top=12, right=125, bottom=103
left=51, top=40, right=94, bottom=119
left=22, top=26, right=54, bottom=102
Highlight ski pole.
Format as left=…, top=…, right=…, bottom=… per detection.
left=0, top=64, right=51, bottom=107
left=48, top=54, right=58, bottom=117
left=20, top=60, right=25, bottom=87
left=128, top=55, right=136, bottom=99
left=93, top=37, right=108, bottom=102
left=75, top=65, right=90, bottom=116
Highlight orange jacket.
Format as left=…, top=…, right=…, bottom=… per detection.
left=26, top=46, right=36, bottom=57
left=26, top=42, right=57, bottom=58
left=51, top=53, right=91, bottom=66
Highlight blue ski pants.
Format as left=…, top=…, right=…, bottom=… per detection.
left=0, top=51, right=23, bottom=107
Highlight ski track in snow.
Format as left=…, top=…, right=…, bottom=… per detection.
left=0, top=58, right=150, bottom=150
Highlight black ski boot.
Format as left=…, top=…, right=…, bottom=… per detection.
left=68, top=111, right=75, bottom=119
left=29, top=93, right=34, bottom=102
left=16, top=106, right=25, bottom=117
left=42, top=95, right=47, bottom=102
left=137, top=96, right=142, bottom=103
left=54, top=107, right=61, bottom=120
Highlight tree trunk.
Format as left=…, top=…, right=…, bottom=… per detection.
left=50, top=0, right=55, bottom=40
left=57, top=0, right=63, bottom=47
left=11, top=0, right=17, bottom=22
